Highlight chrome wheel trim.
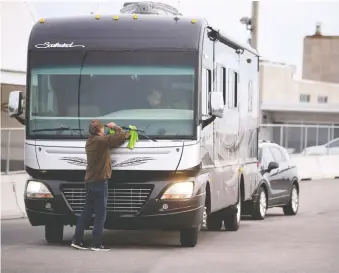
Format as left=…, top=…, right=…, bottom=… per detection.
left=259, top=190, right=267, bottom=218
left=291, top=187, right=299, bottom=212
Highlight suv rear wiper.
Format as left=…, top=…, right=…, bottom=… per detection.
left=31, top=127, right=84, bottom=134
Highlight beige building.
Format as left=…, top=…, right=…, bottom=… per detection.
left=259, top=60, right=339, bottom=153
left=302, top=23, right=339, bottom=84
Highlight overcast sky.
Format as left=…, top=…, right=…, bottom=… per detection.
left=30, top=0, right=339, bottom=79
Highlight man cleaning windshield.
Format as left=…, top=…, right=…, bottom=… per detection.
left=71, top=120, right=129, bottom=251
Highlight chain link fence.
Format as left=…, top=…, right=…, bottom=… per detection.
left=259, top=124, right=339, bottom=155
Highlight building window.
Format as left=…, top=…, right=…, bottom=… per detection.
left=300, top=94, right=310, bottom=103
left=318, top=96, right=328, bottom=104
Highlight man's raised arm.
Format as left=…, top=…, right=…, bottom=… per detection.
left=99, top=123, right=129, bottom=149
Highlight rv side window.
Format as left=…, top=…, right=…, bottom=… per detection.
left=248, top=81, right=253, bottom=112
left=207, top=69, right=211, bottom=93
left=202, top=68, right=211, bottom=114
left=228, top=70, right=238, bottom=108
left=222, top=67, right=226, bottom=105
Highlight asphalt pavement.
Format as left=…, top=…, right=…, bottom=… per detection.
left=2, top=179, right=339, bottom=273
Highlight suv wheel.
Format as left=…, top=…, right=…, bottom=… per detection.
left=283, top=184, right=299, bottom=216
left=252, top=186, right=267, bottom=220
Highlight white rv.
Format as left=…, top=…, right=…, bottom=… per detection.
left=8, top=2, right=260, bottom=247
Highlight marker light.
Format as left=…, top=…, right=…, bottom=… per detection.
left=161, top=182, right=194, bottom=200
left=133, top=14, right=138, bottom=20
left=113, top=15, right=119, bottom=20
left=39, top=18, right=44, bottom=23
left=26, top=181, right=53, bottom=199
left=95, top=14, right=100, bottom=20
left=191, top=19, right=196, bottom=24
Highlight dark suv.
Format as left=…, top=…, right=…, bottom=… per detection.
left=243, top=140, right=300, bottom=220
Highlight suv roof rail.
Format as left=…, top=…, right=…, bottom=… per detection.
left=120, top=1, right=182, bottom=15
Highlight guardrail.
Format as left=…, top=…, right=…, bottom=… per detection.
left=1, top=127, right=25, bottom=174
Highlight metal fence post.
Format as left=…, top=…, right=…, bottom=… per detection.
left=6, top=130, right=11, bottom=174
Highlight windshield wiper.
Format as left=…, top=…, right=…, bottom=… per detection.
left=104, top=125, right=158, bottom=142
left=31, top=127, right=84, bottom=134
left=121, top=126, right=157, bottom=142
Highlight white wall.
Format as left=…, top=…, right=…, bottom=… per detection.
left=1, top=2, right=37, bottom=85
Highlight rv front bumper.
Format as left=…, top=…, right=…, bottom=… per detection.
left=24, top=179, right=205, bottom=231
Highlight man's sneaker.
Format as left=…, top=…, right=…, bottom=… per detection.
left=71, top=241, right=88, bottom=250
left=91, top=245, right=110, bottom=251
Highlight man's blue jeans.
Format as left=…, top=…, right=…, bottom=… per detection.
left=73, top=181, right=108, bottom=247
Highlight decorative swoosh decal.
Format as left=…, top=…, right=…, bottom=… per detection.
left=113, top=157, right=155, bottom=167
left=60, top=156, right=155, bottom=167
left=60, top=157, right=87, bottom=166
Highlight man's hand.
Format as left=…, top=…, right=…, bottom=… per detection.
left=125, top=131, right=131, bottom=139
left=106, top=122, right=117, bottom=129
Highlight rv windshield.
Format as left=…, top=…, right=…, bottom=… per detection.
left=27, top=51, right=197, bottom=139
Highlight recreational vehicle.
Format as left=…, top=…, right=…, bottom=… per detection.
left=8, top=2, right=260, bottom=247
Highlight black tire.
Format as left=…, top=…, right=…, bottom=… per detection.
left=206, top=212, right=223, bottom=231
left=224, top=189, right=241, bottom=231
left=180, top=227, right=199, bottom=247
left=283, top=184, right=299, bottom=216
left=45, top=223, right=64, bottom=244
left=252, top=186, right=267, bottom=220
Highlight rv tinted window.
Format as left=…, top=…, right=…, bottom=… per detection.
left=27, top=51, right=197, bottom=139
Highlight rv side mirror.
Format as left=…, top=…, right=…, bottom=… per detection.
left=209, top=92, right=224, bottom=118
left=8, top=91, right=23, bottom=118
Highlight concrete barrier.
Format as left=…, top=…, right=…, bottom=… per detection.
left=290, top=154, right=339, bottom=181
left=1, top=155, right=338, bottom=220
left=1, top=172, right=28, bottom=220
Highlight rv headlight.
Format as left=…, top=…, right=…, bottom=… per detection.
left=26, top=181, right=53, bottom=199
left=161, top=182, right=194, bottom=200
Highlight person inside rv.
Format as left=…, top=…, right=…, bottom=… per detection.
left=147, top=88, right=168, bottom=108
left=146, top=88, right=190, bottom=110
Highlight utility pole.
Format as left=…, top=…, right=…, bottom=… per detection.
left=240, top=1, right=259, bottom=50
left=240, top=1, right=261, bottom=124
left=250, top=1, right=259, bottom=50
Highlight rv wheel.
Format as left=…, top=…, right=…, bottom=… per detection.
left=45, top=223, right=64, bottom=244
left=180, top=227, right=199, bottom=247
left=224, top=189, right=241, bottom=231
left=206, top=212, right=222, bottom=231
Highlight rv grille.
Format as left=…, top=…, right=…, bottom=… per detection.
left=61, top=184, right=153, bottom=214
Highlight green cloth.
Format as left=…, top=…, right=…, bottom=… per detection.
left=109, top=125, right=139, bottom=149
left=127, top=125, right=139, bottom=149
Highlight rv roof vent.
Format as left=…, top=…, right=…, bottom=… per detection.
left=120, top=1, right=182, bottom=16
